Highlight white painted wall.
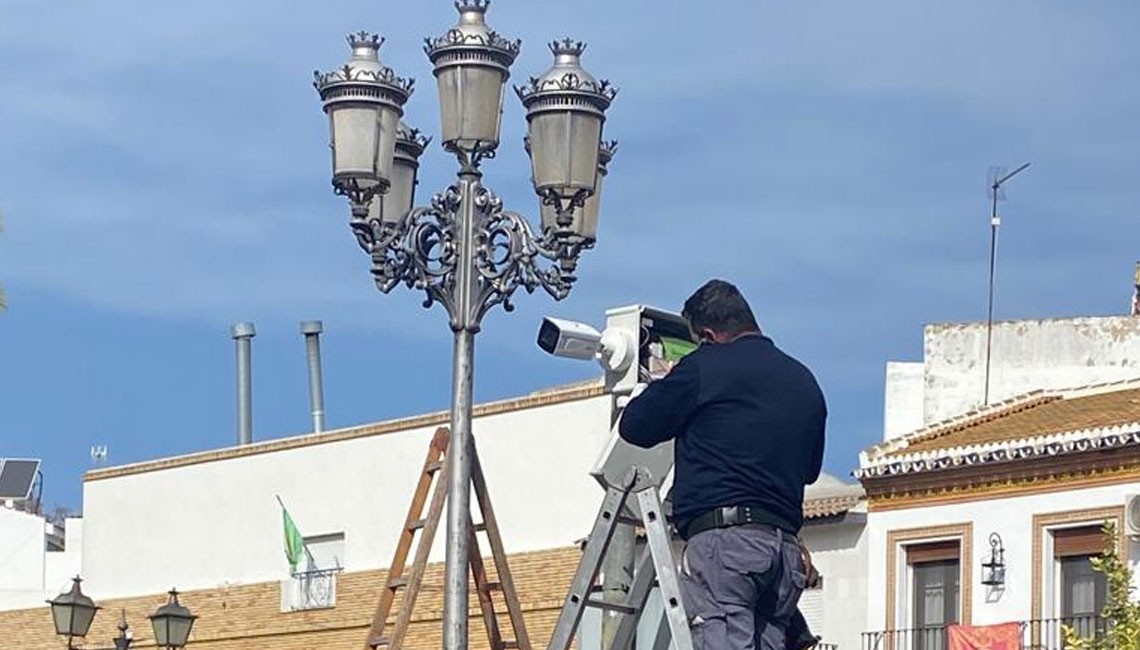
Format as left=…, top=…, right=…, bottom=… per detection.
left=865, top=482, right=1140, bottom=633
left=81, top=394, right=616, bottom=600
left=801, top=512, right=868, bottom=650
left=883, top=362, right=924, bottom=441
left=0, top=508, right=81, bottom=610
left=882, top=316, right=1140, bottom=440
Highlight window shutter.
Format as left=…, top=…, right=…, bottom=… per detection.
left=1054, top=526, right=1108, bottom=558
left=906, top=540, right=960, bottom=564
left=799, top=588, right=824, bottom=634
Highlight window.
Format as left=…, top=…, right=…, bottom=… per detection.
left=282, top=532, right=345, bottom=612
left=909, top=541, right=960, bottom=650
left=1054, top=526, right=1107, bottom=639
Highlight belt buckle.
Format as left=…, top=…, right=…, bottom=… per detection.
left=721, top=506, right=740, bottom=526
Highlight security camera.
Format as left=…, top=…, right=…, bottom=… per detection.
left=537, top=317, right=635, bottom=372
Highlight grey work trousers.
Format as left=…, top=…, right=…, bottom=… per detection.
left=679, top=525, right=807, bottom=650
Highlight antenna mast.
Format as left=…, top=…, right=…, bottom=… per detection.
left=983, top=162, right=1031, bottom=406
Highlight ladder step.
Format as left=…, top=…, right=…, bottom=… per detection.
left=426, top=461, right=443, bottom=473
left=408, top=518, right=428, bottom=531
left=483, top=581, right=502, bottom=591
left=387, top=577, right=408, bottom=589
left=370, top=636, right=389, bottom=648
left=502, top=640, right=519, bottom=649
left=586, top=599, right=638, bottom=615
left=474, top=522, right=487, bottom=532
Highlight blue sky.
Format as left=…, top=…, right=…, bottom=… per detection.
left=1, top=1, right=1138, bottom=512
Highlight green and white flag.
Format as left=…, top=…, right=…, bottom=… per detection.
left=278, top=496, right=307, bottom=574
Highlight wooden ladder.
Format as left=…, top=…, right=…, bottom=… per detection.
left=364, top=427, right=531, bottom=650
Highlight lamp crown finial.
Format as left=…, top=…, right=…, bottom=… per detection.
left=347, top=31, right=384, bottom=50
left=550, top=38, right=586, bottom=57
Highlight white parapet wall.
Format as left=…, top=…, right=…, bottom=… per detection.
left=883, top=316, right=1140, bottom=440
left=81, top=387, right=615, bottom=600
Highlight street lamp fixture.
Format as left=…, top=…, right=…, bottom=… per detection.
left=113, top=608, right=134, bottom=650
left=981, top=532, right=1006, bottom=587
left=48, top=576, right=101, bottom=649
left=312, top=3, right=618, bottom=649
left=148, top=589, right=197, bottom=649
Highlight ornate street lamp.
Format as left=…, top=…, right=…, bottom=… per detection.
left=48, top=576, right=101, bottom=649
left=313, top=3, right=617, bottom=649
left=148, top=589, right=197, bottom=649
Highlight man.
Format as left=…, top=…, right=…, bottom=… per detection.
left=618, top=279, right=827, bottom=650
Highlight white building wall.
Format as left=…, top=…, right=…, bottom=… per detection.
left=882, top=316, right=1140, bottom=440
left=883, top=362, right=924, bottom=441
left=801, top=514, right=868, bottom=650
left=0, top=507, right=47, bottom=609
left=865, top=481, right=1140, bottom=633
left=0, top=508, right=82, bottom=610
left=81, top=394, right=616, bottom=600
left=922, top=316, right=1140, bottom=425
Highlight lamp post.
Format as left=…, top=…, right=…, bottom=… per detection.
left=48, top=576, right=101, bottom=649
left=148, top=589, right=197, bottom=649
left=312, top=3, right=617, bottom=649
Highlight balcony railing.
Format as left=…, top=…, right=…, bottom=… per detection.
left=861, top=616, right=1107, bottom=650
left=283, top=567, right=343, bottom=611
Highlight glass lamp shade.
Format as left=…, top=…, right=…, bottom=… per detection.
left=314, top=32, right=413, bottom=201
left=425, top=1, right=519, bottom=152
left=539, top=140, right=616, bottom=240
left=517, top=40, right=617, bottom=200
left=48, top=577, right=100, bottom=639
left=370, top=122, right=430, bottom=224
left=149, top=590, right=196, bottom=648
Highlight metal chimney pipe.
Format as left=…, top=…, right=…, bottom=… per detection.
left=300, top=320, right=327, bottom=433
left=231, top=322, right=256, bottom=445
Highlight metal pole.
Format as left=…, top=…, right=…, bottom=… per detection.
left=443, top=167, right=480, bottom=650
left=982, top=162, right=1030, bottom=406
left=301, top=320, right=326, bottom=433
left=983, top=189, right=999, bottom=406
left=231, top=322, right=256, bottom=445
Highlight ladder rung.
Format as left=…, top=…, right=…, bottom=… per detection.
left=426, top=461, right=443, bottom=473
left=408, top=518, right=428, bottom=531
left=586, top=599, right=637, bottom=615
left=371, top=636, right=390, bottom=648
left=502, top=640, right=519, bottom=649
left=483, top=581, right=502, bottom=591
left=473, top=522, right=487, bottom=532
left=387, top=577, right=408, bottom=589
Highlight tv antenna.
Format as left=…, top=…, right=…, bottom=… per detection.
left=90, top=445, right=108, bottom=467
left=983, top=162, right=1031, bottom=406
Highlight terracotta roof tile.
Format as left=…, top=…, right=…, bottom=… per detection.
left=804, top=493, right=863, bottom=519
left=888, top=386, right=1140, bottom=456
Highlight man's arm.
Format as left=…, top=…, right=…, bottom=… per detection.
left=617, top=354, right=700, bottom=448
left=806, top=399, right=827, bottom=485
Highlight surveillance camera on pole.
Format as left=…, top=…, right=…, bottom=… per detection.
left=536, top=317, right=636, bottom=374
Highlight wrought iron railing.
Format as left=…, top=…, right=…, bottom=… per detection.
left=289, top=567, right=342, bottom=610
left=861, top=616, right=1106, bottom=650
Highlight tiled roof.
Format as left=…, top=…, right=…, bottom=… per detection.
left=903, top=388, right=1140, bottom=453
left=858, top=380, right=1140, bottom=479
left=804, top=492, right=863, bottom=519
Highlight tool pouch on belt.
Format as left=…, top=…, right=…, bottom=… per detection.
left=798, top=537, right=820, bottom=589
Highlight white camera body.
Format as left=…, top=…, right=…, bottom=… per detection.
left=536, top=317, right=635, bottom=373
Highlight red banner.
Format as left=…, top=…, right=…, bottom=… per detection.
left=947, top=623, right=1022, bottom=650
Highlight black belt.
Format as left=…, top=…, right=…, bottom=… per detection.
left=680, top=506, right=795, bottom=541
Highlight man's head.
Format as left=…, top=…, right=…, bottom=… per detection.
left=682, top=279, right=760, bottom=344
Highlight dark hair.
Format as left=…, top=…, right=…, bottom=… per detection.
left=682, top=279, right=759, bottom=337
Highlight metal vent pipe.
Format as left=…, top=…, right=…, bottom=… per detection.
left=231, top=322, right=256, bottom=445
left=300, top=320, right=326, bottom=433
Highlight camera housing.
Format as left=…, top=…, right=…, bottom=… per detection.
left=537, top=317, right=603, bottom=360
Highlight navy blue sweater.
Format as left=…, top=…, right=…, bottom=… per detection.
left=618, top=334, right=826, bottom=534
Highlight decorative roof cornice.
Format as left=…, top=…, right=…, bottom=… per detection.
left=856, top=421, right=1140, bottom=479
left=857, top=377, right=1140, bottom=479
